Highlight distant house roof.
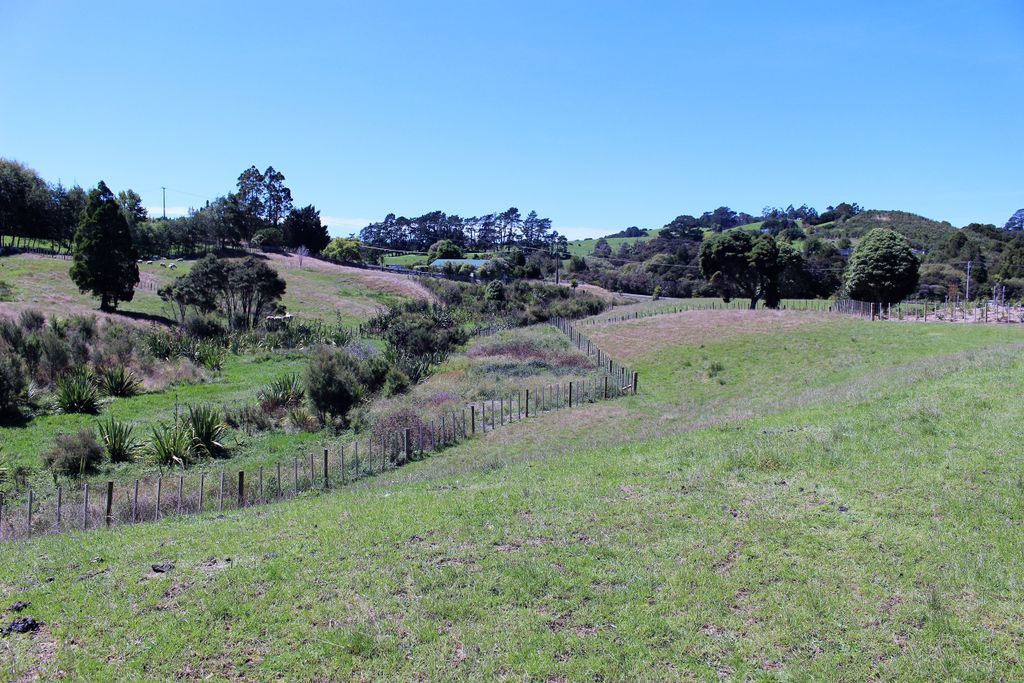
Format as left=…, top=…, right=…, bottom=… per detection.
left=430, top=258, right=489, bottom=268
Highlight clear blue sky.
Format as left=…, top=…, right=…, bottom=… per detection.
left=2, top=1, right=1021, bottom=238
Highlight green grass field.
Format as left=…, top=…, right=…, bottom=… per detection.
left=2, top=312, right=1022, bottom=679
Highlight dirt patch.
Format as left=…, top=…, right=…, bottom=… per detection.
left=588, top=309, right=828, bottom=361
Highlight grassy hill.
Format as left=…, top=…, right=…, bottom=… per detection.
left=813, top=211, right=957, bottom=252
left=567, top=230, right=660, bottom=257
left=3, top=312, right=1023, bottom=679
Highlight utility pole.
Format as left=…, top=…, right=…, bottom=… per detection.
left=161, top=187, right=167, bottom=219
left=965, top=260, right=972, bottom=302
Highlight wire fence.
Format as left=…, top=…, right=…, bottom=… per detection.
left=0, top=319, right=637, bottom=542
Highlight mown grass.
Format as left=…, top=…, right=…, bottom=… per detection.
left=0, top=315, right=1022, bottom=679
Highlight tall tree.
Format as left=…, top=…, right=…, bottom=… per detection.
left=0, top=159, right=50, bottom=246
left=283, top=204, right=330, bottom=253
left=116, top=189, right=148, bottom=228
left=70, top=181, right=140, bottom=311
left=234, top=166, right=265, bottom=243
left=844, top=228, right=919, bottom=304
left=262, top=166, right=293, bottom=227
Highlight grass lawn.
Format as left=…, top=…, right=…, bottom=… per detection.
left=1, top=313, right=1022, bottom=679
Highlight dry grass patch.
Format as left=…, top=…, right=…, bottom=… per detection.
left=589, top=309, right=829, bottom=361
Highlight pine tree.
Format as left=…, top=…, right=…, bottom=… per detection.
left=70, top=181, right=140, bottom=311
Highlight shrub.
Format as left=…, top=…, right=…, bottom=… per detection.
left=651, top=285, right=662, bottom=301
left=98, top=366, right=141, bottom=397
left=54, top=370, right=100, bottom=413
left=183, top=314, right=226, bottom=339
left=37, top=331, right=73, bottom=383
left=224, top=402, right=273, bottom=433
left=305, top=347, right=365, bottom=422
left=194, top=340, right=226, bottom=371
left=286, top=406, right=319, bottom=432
left=485, top=280, right=505, bottom=301
left=146, top=420, right=195, bottom=471
left=17, top=309, right=45, bottom=332
left=0, top=346, right=28, bottom=414
left=383, top=365, right=410, bottom=397
left=98, top=417, right=141, bottom=463
left=185, top=404, right=226, bottom=458
left=259, top=373, right=304, bottom=412
left=43, top=429, right=104, bottom=479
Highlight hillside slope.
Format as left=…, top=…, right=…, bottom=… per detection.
left=816, top=210, right=957, bottom=251
left=2, top=314, right=1023, bottom=679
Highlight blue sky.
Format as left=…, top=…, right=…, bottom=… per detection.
left=1, top=1, right=1021, bottom=238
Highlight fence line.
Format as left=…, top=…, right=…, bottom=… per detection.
left=0, top=325, right=634, bottom=542
left=829, top=298, right=1023, bottom=324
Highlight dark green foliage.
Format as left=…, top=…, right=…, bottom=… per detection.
left=699, top=230, right=801, bottom=308
left=844, top=228, right=920, bottom=304
left=305, top=347, right=365, bottom=422
left=185, top=405, right=226, bottom=458
left=43, top=429, right=104, bottom=479
left=252, top=227, right=284, bottom=250
left=425, top=280, right=606, bottom=326
left=97, top=366, right=140, bottom=397
left=54, top=370, right=100, bottom=413
left=0, top=346, right=28, bottom=414
left=383, top=365, right=410, bottom=397
left=259, top=374, right=304, bottom=411
left=146, top=420, right=195, bottom=471
left=369, top=300, right=468, bottom=382
left=427, top=239, right=463, bottom=261
left=485, top=280, right=505, bottom=301
left=98, top=416, right=140, bottom=463
left=69, top=181, right=140, bottom=311
left=160, top=255, right=286, bottom=329
left=321, top=237, right=363, bottom=263
left=283, top=204, right=330, bottom=253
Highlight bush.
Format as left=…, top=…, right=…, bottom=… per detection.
left=183, top=314, right=226, bottom=339
left=259, top=373, right=304, bottom=412
left=146, top=420, right=195, bottom=471
left=98, top=366, right=141, bottom=397
left=54, top=370, right=100, bottom=413
left=383, top=365, right=410, bottom=397
left=43, top=429, right=104, bottom=479
left=98, top=416, right=140, bottom=463
left=17, top=309, right=45, bottom=332
left=184, top=404, right=226, bottom=457
left=0, top=346, right=28, bottom=414
left=305, top=347, right=365, bottom=422
left=651, top=285, right=662, bottom=301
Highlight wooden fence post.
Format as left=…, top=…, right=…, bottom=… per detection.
left=55, top=486, right=62, bottom=532
left=198, top=473, right=205, bottom=512
left=155, top=477, right=162, bottom=521
left=323, top=448, right=329, bottom=488
left=604, top=375, right=609, bottom=400
left=525, top=389, right=530, bottom=417
left=632, top=372, right=639, bottom=395
left=238, top=471, right=245, bottom=508
left=82, top=482, right=89, bottom=530
left=105, top=481, right=114, bottom=527
left=404, top=428, right=412, bottom=462
left=569, top=381, right=573, bottom=408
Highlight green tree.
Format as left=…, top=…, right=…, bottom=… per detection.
left=699, top=230, right=795, bottom=308
left=283, top=204, right=329, bottom=253
left=844, top=228, right=920, bottom=304
left=427, top=239, right=463, bottom=261
left=116, top=189, right=148, bottom=228
left=305, top=347, right=365, bottom=423
left=70, top=181, right=140, bottom=311
left=321, top=237, right=363, bottom=262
